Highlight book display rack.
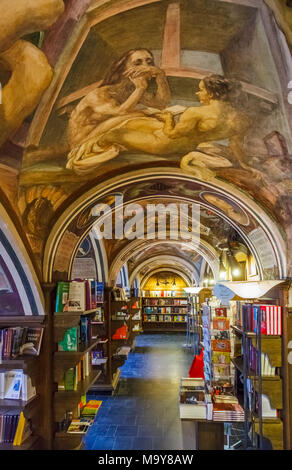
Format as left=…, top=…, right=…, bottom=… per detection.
left=32, top=282, right=142, bottom=450
left=180, top=283, right=290, bottom=450
left=231, top=300, right=284, bottom=450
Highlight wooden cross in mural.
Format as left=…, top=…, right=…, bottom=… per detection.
left=28, top=0, right=278, bottom=146
left=56, top=1, right=277, bottom=112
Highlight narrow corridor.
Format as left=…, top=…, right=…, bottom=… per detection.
left=84, top=333, right=194, bottom=450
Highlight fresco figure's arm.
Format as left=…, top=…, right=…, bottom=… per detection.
left=0, top=40, right=53, bottom=145
left=160, top=108, right=201, bottom=139
left=0, top=0, right=64, bottom=52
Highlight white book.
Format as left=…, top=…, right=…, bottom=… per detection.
left=20, top=374, right=36, bottom=401
left=0, top=372, right=5, bottom=399
left=68, top=281, right=86, bottom=312
left=179, top=403, right=206, bottom=419
left=4, top=370, right=23, bottom=400
left=262, top=394, right=277, bottom=418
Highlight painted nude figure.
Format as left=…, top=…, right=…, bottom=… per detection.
left=67, top=74, right=250, bottom=174
left=0, top=0, right=64, bottom=145
left=67, top=48, right=171, bottom=148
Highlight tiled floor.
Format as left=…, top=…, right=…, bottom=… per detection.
left=83, top=332, right=246, bottom=450
left=84, top=332, right=194, bottom=450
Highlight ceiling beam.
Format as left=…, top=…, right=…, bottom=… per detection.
left=161, top=2, right=181, bottom=69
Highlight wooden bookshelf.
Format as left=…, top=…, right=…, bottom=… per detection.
left=0, top=314, right=45, bottom=449
left=0, top=435, right=41, bottom=451
left=142, top=294, right=188, bottom=332
left=230, top=292, right=286, bottom=450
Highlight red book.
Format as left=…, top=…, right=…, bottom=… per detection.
left=211, top=340, right=231, bottom=352
left=215, top=308, right=227, bottom=317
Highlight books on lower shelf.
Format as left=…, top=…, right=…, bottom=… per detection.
left=0, top=370, right=36, bottom=401
left=0, top=327, right=44, bottom=358
left=58, top=352, right=91, bottom=391
left=112, top=325, right=128, bottom=339
left=0, top=410, right=28, bottom=445
left=67, top=418, right=94, bottom=434
left=55, top=280, right=105, bottom=313
left=12, top=411, right=32, bottom=446
left=81, top=400, right=102, bottom=417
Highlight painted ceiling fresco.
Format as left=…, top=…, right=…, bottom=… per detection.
left=0, top=0, right=291, bottom=283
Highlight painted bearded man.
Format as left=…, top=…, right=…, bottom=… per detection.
left=67, top=49, right=171, bottom=148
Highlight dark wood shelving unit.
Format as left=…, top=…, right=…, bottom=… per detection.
left=0, top=435, right=41, bottom=451
left=0, top=314, right=45, bottom=449
left=231, top=292, right=286, bottom=450
left=142, top=294, right=188, bottom=332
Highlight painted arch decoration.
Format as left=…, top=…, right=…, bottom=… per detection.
left=0, top=203, right=45, bottom=315
left=42, top=169, right=286, bottom=283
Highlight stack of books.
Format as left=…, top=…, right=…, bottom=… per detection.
left=212, top=402, right=244, bottom=422
left=81, top=400, right=102, bottom=417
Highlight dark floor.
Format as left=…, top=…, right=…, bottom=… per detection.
left=84, top=332, right=194, bottom=450
left=83, top=333, right=245, bottom=450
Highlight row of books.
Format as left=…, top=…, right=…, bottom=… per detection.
left=142, top=299, right=188, bottom=306
left=0, top=411, right=31, bottom=445
left=236, top=304, right=282, bottom=335
left=245, top=338, right=276, bottom=376
left=0, top=411, right=20, bottom=444
left=0, top=327, right=44, bottom=359
left=55, top=280, right=105, bottom=313
left=58, top=315, right=95, bottom=351
left=143, top=307, right=188, bottom=314
left=0, top=370, right=36, bottom=401
left=111, top=287, right=128, bottom=301
left=141, top=290, right=187, bottom=298
left=143, top=314, right=187, bottom=323
left=58, top=352, right=91, bottom=391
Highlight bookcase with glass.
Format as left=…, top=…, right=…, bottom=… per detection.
left=142, top=289, right=188, bottom=332
left=0, top=315, right=45, bottom=449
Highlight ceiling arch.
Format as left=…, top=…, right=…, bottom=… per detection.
left=43, top=168, right=286, bottom=283
left=0, top=202, right=45, bottom=315
left=128, top=254, right=200, bottom=287
left=139, top=268, right=192, bottom=289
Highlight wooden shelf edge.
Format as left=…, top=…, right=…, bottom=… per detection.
left=0, top=435, right=40, bottom=450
